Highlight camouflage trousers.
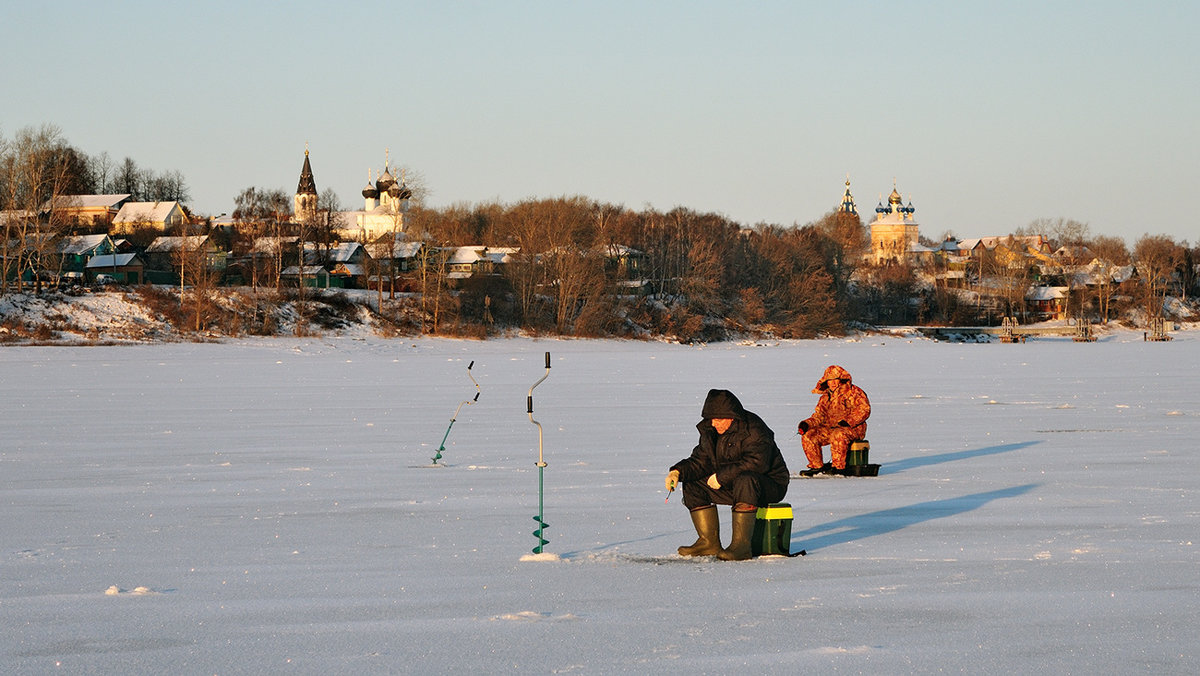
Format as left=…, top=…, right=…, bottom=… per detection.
left=801, top=426, right=864, bottom=470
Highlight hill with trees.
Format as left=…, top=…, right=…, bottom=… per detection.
left=3, top=124, right=1197, bottom=344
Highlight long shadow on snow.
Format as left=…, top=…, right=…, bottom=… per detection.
left=883, top=440, right=1041, bottom=474
left=792, top=483, right=1039, bottom=554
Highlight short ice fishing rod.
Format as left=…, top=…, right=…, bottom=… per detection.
left=528, top=351, right=551, bottom=553
left=432, top=360, right=480, bottom=465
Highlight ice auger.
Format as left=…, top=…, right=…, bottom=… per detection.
left=431, top=360, right=480, bottom=466
left=528, top=351, right=551, bottom=553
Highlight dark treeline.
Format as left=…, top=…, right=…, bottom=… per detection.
left=396, top=197, right=1199, bottom=340
left=396, top=196, right=867, bottom=341
left=1, top=124, right=190, bottom=208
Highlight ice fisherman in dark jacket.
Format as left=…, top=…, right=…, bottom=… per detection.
left=665, top=389, right=789, bottom=560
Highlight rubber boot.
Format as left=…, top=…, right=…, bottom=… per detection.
left=717, top=506, right=757, bottom=561
left=678, top=505, right=722, bottom=557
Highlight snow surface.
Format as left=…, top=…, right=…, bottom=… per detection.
left=1, top=331, right=1197, bottom=674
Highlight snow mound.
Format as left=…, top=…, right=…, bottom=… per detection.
left=104, top=585, right=159, bottom=596
left=491, top=611, right=579, bottom=622
left=519, top=552, right=561, bottom=562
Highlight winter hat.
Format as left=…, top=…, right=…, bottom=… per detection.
left=813, top=365, right=852, bottom=393
left=700, top=389, right=746, bottom=420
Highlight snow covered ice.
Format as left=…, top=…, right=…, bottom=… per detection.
left=1, top=330, right=1197, bottom=673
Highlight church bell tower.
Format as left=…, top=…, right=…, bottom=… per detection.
left=294, top=146, right=318, bottom=223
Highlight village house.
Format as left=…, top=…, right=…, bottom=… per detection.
left=2, top=232, right=48, bottom=287
left=313, top=241, right=368, bottom=288
left=111, top=201, right=189, bottom=234
left=42, top=194, right=131, bottom=227
left=223, top=236, right=300, bottom=288
left=143, top=235, right=227, bottom=284
left=279, top=264, right=330, bottom=288
left=242, top=236, right=300, bottom=274
left=600, top=243, right=647, bottom=279
left=0, top=210, right=35, bottom=231
left=955, top=235, right=1052, bottom=261
left=55, top=234, right=114, bottom=273
left=85, top=252, right=145, bottom=285
left=1024, top=285, right=1068, bottom=320
left=364, top=236, right=424, bottom=291
left=1051, top=244, right=1093, bottom=267
left=379, top=238, right=424, bottom=273
left=446, top=246, right=518, bottom=280
left=279, top=241, right=370, bottom=289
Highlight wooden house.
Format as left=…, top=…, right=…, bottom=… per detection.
left=42, top=194, right=131, bottom=227
left=112, top=201, right=189, bottom=234
left=55, top=234, right=114, bottom=273
left=280, top=265, right=331, bottom=288
left=446, top=246, right=518, bottom=279
left=1025, top=285, right=1068, bottom=320
left=143, top=235, right=227, bottom=284
left=85, top=252, right=145, bottom=284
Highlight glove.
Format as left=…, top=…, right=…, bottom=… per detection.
left=665, top=469, right=680, bottom=492
left=706, top=473, right=721, bottom=490
left=797, top=421, right=809, bottom=434
left=837, top=420, right=850, bottom=427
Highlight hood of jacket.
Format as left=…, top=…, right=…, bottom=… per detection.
left=700, top=388, right=747, bottom=420
left=812, top=364, right=853, bottom=394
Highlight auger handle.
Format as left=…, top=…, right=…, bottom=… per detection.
left=528, top=351, right=551, bottom=466
left=527, top=352, right=551, bottom=413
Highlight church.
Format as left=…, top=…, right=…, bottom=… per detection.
left=293, top=148, right=413, bottom=242
left=865, top=181, right=921, bottom=265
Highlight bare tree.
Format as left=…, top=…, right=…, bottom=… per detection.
left=169, top=235, right=218, bottom=331
left=265, top=189, right=292, bottom=294
left=142, top=169, right=190, bottom=203
left=859, top=262, right=921, bottom=325
left=1021, top=217, right=1089, bottom=249
left=500, top=199, right=563, bottom=326
left=393, top=166, right=430, bottom=210
left=113, top=157, right=142, bottom=198
left=1180, top=244, right=1198, bottom=301
left=0, top=125, right=76, bottom=294
left=1133, top=234, right=1183, bottom=320
left=87, top=151, right=114, bottom=194
left=361, top=238, right=388, bottom=314
left=418, top=244, right=452, bottom=333
left=737, top=225, right=844, bottom=336
left=680, top=237, right=724, bottom=314
left=1086, top=235, right=1129, bottom=323
left=313, top=188, right=341, bottom=263
left=545, top=245, right=604, bottom=334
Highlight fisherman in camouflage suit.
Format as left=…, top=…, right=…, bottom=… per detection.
left=797, top=365, right=871, bottom=474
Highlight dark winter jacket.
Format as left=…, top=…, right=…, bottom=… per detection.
left=671, top=389, right=790, bottom=489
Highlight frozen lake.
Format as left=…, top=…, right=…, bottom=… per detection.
left=1, top=330, right=1197, bottom=673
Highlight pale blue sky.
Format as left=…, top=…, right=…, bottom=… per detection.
left=4, top=1, right=1197, bottom=245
